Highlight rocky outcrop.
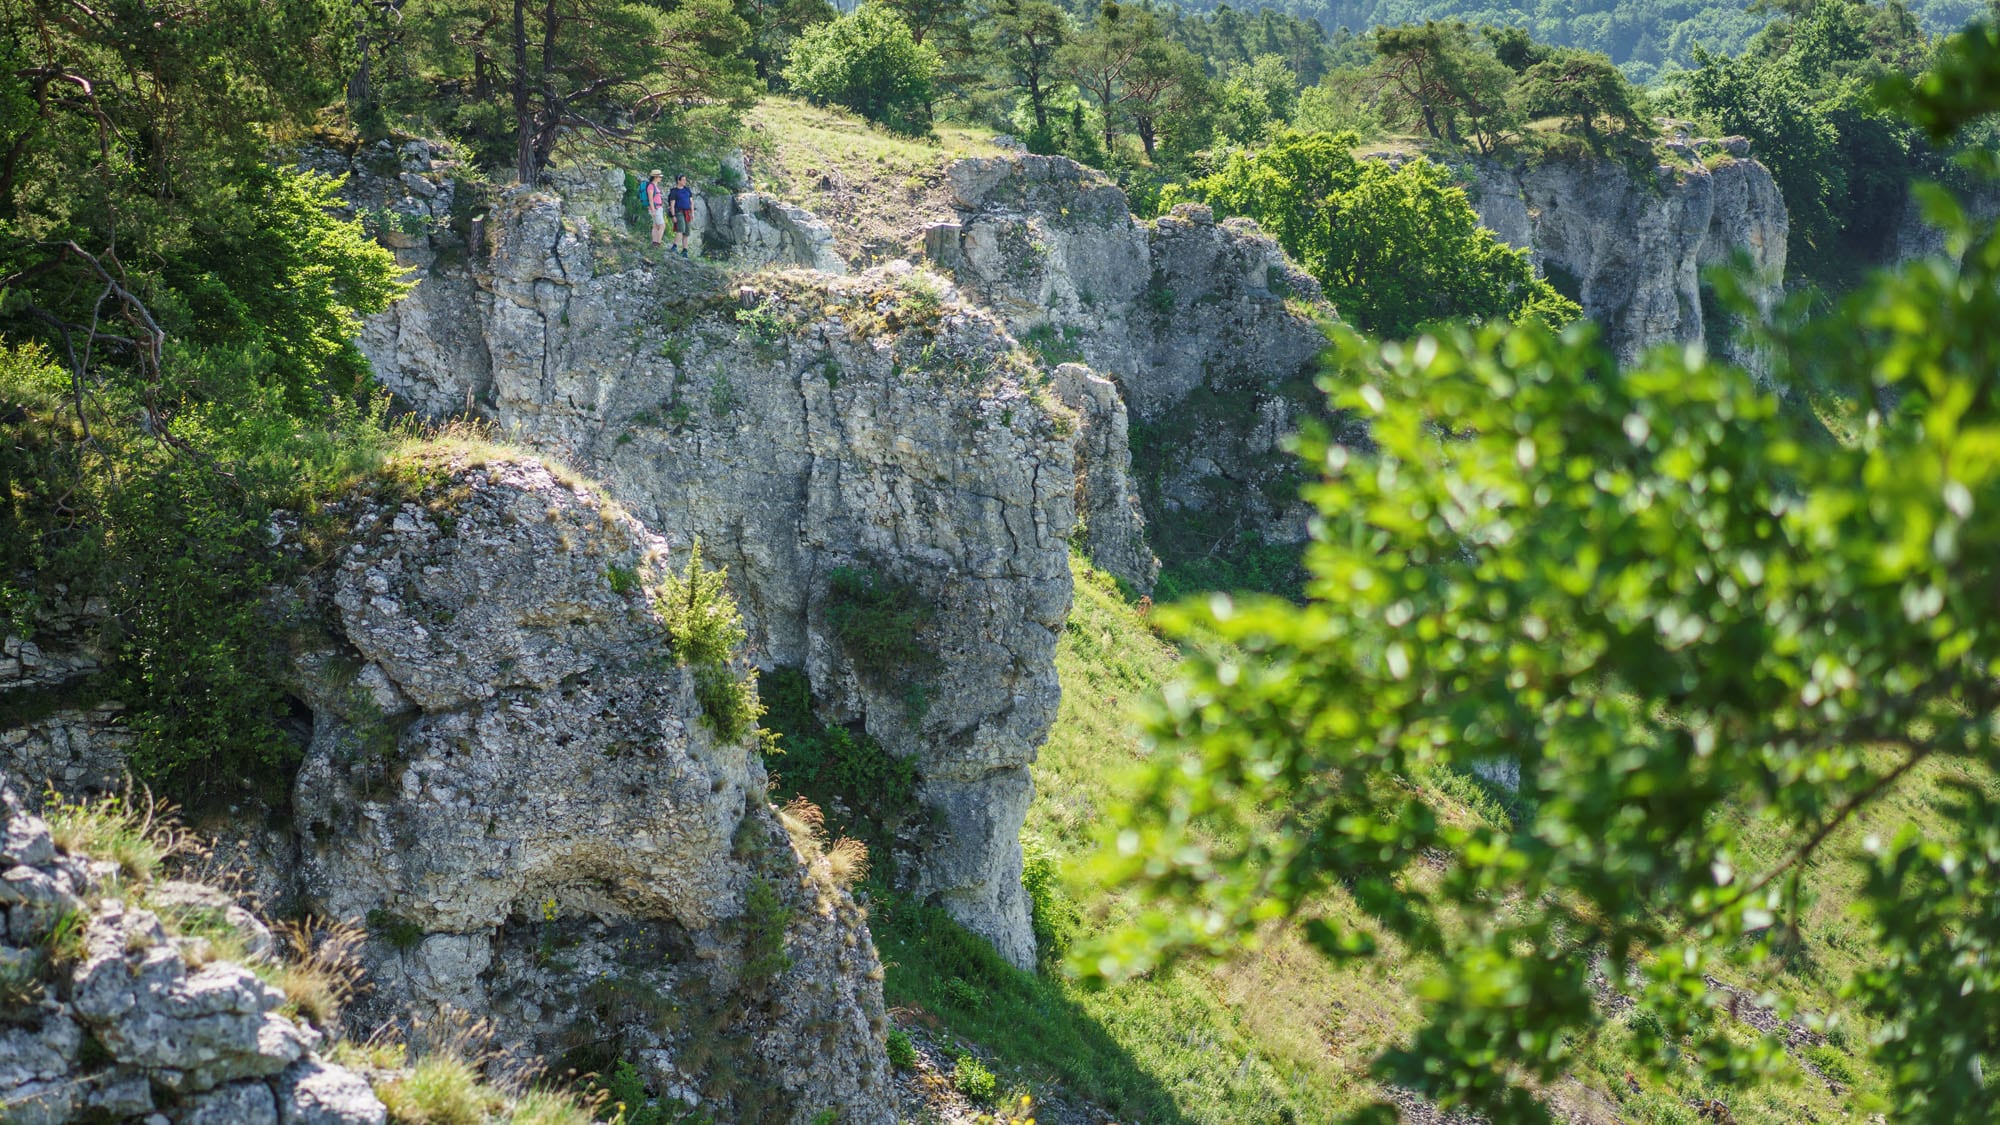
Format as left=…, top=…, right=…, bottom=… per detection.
left=706, top=191, right=848, bottom=274
left=920, top=154, right=1336, bottom=586
left=283, top=453, right=892, bottom=1123
left=1050, top=365, right=1157, bottom=593
left=352, top=164, right=1086, bottom=969
left=1891, top=179, right=2000, bottom=262
left=925, top=154, right=1331, bottom=423
left=0, top=780, right=387, bottom=1125
left=1, top=594, right=131, bottom=802
left=1468, top=141, right=1788, bottom=368
left=312, top=139, right=848, bottom=280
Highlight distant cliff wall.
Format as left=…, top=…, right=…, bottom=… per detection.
left=1468, top=140, right=1789, bottom=369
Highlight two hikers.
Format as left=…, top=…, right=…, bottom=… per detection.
left=644, top=170, right=698, bottom=258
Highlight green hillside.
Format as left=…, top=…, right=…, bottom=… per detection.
left=863, top=555, right=1981, bottom=1122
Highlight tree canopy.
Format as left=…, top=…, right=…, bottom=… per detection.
left=784, top=3, right=942, bottom=134
left=1088, top=22, right=2000, bottom=1123
left=1165, top=130, right=1581, bottom=337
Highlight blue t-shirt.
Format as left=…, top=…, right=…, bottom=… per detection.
left=668, top=185, right=694, bottom=211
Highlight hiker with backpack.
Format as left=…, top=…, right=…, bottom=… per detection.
left=669, top=174, right=695, bottom=259
left=644, top=169, right=667, bottom=246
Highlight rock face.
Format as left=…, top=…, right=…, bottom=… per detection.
left=284, top=453, right=892, bottom=1123
left=925, top=154, right=1331, bottom=423
left=312, top=139, right=847, bottom=283
left=1891, top=179, right=2000, bottom=262
left=0, top=779, right=387, bottom=1125
left=1050, top=364, right=1157, bottom=593
left=1468, top=144, right=1788, bottom=368
left=923, top=154, right=1337, bottom=585
left=707, top=191, right=849, bottom=274
left=353, top=165, right=1087, bottom=969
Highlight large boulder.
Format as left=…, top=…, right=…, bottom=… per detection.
left=284, top=453, right=894, bottom=1123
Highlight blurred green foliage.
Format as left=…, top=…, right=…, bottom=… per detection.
left=1085, top=25, right=2000, bottom=1122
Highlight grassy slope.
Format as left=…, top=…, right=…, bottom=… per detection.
left=882, top=555, right=1964, bottom=1124
left=741, top=98, right=1006, bottom=268
left=880, top=558, right=1426, bottom=1122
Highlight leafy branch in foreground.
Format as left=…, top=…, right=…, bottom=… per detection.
left=1082, top=24, right=2000, bottom=1124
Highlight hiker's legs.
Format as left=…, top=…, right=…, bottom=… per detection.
left=650, top=209, right=665, bottom=245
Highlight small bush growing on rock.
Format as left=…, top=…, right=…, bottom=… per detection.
left=741, top=875, right=795, bottom=983
left=657, top=540, right=763, bottom=742
left=952, top=1054, right=998, bottom=1102
left=885, top=1029, right=917, bottom=1071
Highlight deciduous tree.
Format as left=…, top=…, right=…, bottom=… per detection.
left=783, top=4, right=940, bottom=134
left=1165, top=130, right=1578, bottom=336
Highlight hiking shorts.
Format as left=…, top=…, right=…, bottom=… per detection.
left=673, top=209, right=693, bottom=234
left=648, top=204, right=665, bottom=224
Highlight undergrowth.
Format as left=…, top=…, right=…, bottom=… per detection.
left=758, top=667, right=921, bottom=863
left=823, top=565, right=938, bottom=712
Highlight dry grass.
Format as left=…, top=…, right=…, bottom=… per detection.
left=743, top=97, right=1008, bottom=266
left=778, top=795, right=871, bottom=890
left=371, top=1012, right=607, bottom=1125
left=270, top=917, right=368, bottom=1028
left=43, top=785, right=198, bottom=890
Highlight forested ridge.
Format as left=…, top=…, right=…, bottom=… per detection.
left=1176, top=0, right=1992, bottom=79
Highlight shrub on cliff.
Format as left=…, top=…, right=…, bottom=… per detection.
left=1165, top=129, right=1580, bottom=337
left=657, top=541, right=764, bottom=743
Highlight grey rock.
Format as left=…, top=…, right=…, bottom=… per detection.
left=84, top=1069, right=155, bottom=1117
left=931, top=155, right=1330, bottom=423
left=180, top=1080, right=278, bottom=1125
left=276, top=1059, right=387, bottom=1125
left=352, top=168, right=1082, bottom=969
left=0, top=778, right=386, bottom=1125
left=715, top=191, right=850, bottom=274
left=1467, top=149, right=1788, bottom=372
left=146, top=881, right=277, bottom=962
left=1051, top=365, right=1158, bottom=593
left=285, top=456, right=894, bottom=1122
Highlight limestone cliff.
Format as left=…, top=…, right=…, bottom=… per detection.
left=280, top=452, right=891, bottom=1123
left=1467, top=141, right=1789, bottom=368
left=350, top=160, right=1090, bottom=969
left=2, top=454, right=898, bottom=1123
left=922, top=154, right=1335, bottom=592
left=0, top=780, right=388, bottom=1125
left=924, top=154, right=1330, bottom=424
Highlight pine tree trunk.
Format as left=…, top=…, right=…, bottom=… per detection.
left=513, top=0, right=534, bottom=184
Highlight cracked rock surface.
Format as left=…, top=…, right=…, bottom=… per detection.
left=284, top=454, right=894, bottom=1123
left=350, top=164, right=1095, bottom=967
left=0, top=779, right=386, bottom=1125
